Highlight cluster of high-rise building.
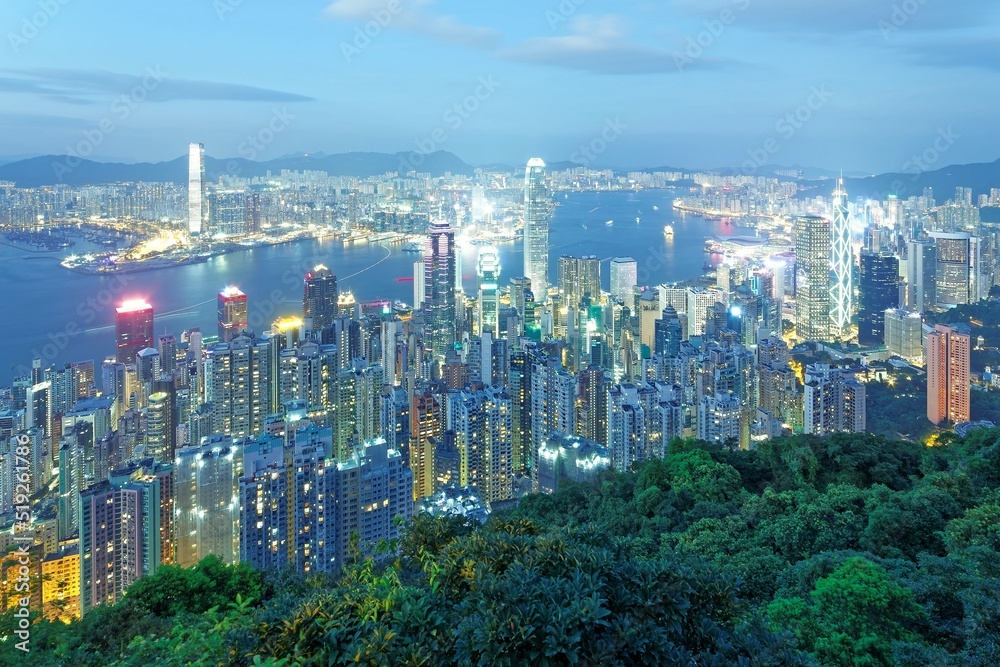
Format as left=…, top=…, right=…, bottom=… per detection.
left=6, top=157, right=998, bottom=622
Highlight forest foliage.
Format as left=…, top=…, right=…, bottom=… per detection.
left=6, top=429, right=1000, bottom=666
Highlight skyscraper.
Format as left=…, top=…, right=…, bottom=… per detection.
left=413, top=261, right=425, bottom=309
left=794, top=215, right=832, bottom=342
left=884, top=308, right=923, bottom=364
left=175, top=434, right=240, bottom=567
left=907, top=239, right=936, bottom=313
left=858, top=252, right=900, bottom=346
left=303, top=265, right=339, bottom=330
left=146, top=390, right=176, bottom=462
left=208, top=190, right=246, bottom=236
left=477, top=246, right=501, bottom=335
left=610, top=257, right=637, bottom=303
left=557, top=255, right=601, bottom=308
left=188, top=143, right=206, bottom=236
left=926, top=324, right=971, bottom=425
left=204, top=334, right=272, bottom=439
left=425, top=219, right=457, bottom=360
left=830, top=179, right=853, bottom=334
left=523, top=158, right=549, bottom=303
left=803, top=364, right=866, bottom=435
left=928, top=232, right=982, bottom=307
left=218, top=286, right=248, bottom=343
left=115, top=299, right=154, bottom=364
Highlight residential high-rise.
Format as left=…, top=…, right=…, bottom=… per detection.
left=858, top=253, right=900, bottom=346
left=610, top=257, right=637, bottom=303
left=187, top=142, right=206, bottom=236
left=146, top=390, right=176, bottom=462
left=245, top=191, right=261, bottom=233
left=523, top=158, right=549, bottom=303
left=204, top=334, right=272, bottom=439
left=303, top=265, right=339, bottom=330
left=884, top=309, right=923, bottom=364
left=175, top=434, right=240, bottom=567
left=410, top=388, right=442, bottom=500
left=529, top=357, right=575, bottom=478
left=794, top=215, right=832, bottom=342
left=329, top=438, right=413, bottom=569
left=450, top=386, right=513, bottom=505
left=79, top=459, right=174, bottom=613
left=803, top=364, right=866, bottom=435
left=477, top=246, right=501, bottom=335
left=218, top=286, right=248, bottom=343
left=830, top=179, right=853, bottom=333
left=698, top=390, right=742, bottom=444
left=332, top=360, right=384, bottom=460
left=425, top=219, right=457, bottom=360
left=115, top=299, right=154, bottom=364
left=926, top=324, right=971, bottom=425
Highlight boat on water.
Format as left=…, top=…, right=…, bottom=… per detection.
left=636, top=217, right=641, bottom=224
left=653, top=205, right=659, bottom=211
left=663, top=225, right=674, bottom=237
left=605, top=220, right=614, bottom=226
left=402, top=241, right=423, bottom=253
left=581, top=224, right=588, bottom=230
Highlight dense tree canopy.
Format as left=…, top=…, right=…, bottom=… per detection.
left=6, top=429, right=1000, bottom=666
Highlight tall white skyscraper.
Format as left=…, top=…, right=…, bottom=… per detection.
left=610, top=257, right=637, bottom=303
left=830, top=179, right=853, bottom=333
left=188, top=143, right=207, bottom=236
left=523, top=158, right=549, bottom=303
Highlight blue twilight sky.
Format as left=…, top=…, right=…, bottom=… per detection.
left=1, top=0, right=998, bottom=173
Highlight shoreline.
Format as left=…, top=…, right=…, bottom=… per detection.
left=60, top=231, right=347, bottom=275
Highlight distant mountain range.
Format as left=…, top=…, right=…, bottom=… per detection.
left=797, top=158, right=1000, bottom=200
left=0, top=151, right=476, bottom=187
left=0, top=150, right=998, bottom=200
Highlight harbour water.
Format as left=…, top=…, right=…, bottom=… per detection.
left=0, top=189, right=752, bottom=384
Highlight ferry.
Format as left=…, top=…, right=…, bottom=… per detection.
left=663, top=225, right=674, bottom=238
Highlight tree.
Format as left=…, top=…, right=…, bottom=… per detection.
left=768, top=557, right=927, bottom=666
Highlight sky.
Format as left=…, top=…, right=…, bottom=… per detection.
left=1, top=0, right=998, bottom=173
